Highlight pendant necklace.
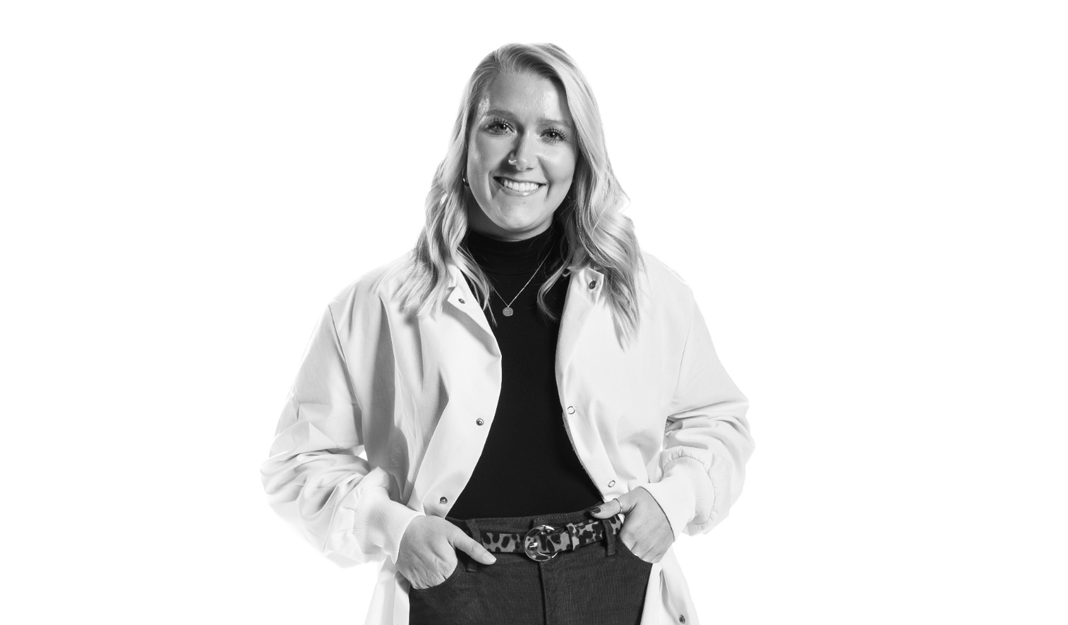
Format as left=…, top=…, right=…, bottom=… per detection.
left=489, top=251, right=551, bottom=317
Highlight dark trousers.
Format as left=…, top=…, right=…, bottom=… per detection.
left=408, top=508, right=652, bottom=625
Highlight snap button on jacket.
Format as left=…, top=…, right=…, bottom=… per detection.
left=261, top=251, right=754, bottom=625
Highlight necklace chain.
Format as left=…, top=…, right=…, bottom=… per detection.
left=488, top=251, right=551, bottom=318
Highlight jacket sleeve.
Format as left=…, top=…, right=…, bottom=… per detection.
left=260, top=302, right=421, bottom=567
left=639, top=296, right=754, bottom=539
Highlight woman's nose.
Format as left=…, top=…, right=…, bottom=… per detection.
left=508, top=134, right=537, bottom=170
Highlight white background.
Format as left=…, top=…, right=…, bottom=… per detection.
left=2, top=1, right=1066, bottom=623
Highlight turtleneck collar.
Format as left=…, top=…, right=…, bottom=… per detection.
left=462, top=222, right=564, bottom=276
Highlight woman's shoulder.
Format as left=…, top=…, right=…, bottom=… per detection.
left=637, top=250, right=698, bottom=308
left=325, top=250, right=416, bottom=314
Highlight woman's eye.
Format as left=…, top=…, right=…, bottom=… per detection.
left=543, top=128, right=567, bottom=143
left=485, top=119, right=513, bottom=133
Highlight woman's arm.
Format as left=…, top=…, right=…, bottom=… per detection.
left=638, top=296, right=755, bottom=539
left=260, top=303, right=421, bottom=567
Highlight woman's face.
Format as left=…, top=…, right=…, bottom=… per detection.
left=465, top=71, right=577, bottom=241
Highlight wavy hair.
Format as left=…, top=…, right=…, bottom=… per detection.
left=395, top=43, right=643, bottom=339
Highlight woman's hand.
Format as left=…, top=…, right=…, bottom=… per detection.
left=590, top=487, right=674, bottom=563
left=397, top=516, right=497, bottom=589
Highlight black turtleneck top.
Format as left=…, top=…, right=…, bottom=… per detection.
left=447, top=223, right=604, bottom=519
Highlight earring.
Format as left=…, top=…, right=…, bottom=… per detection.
left=462, top=172, right=469, bottom=187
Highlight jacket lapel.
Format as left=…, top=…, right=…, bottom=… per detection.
left=443, top=264, right=498, bottom=350
left=556, top=266, right=605, bottom=378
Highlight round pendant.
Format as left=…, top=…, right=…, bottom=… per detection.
left=502, top=306, right=514, bottom=317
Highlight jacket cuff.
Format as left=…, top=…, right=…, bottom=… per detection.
left=350, top=486, right=423, bottom=564
left=638, top=456, right=715, bottom=539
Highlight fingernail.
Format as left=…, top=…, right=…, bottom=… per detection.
left=589, top=506, right=601, bottom=514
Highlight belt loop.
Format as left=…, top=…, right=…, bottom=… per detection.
left=600, top=518, right=616, bottom=556
left=464, top=519, right=480, bottom=572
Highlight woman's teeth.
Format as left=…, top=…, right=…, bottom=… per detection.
left=498, top=178, right=541, bottom=193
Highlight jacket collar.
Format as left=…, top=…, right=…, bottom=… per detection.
left=443, top=263, right=604, bottom=303
left=443, top=262, right=606, bottom=371
left=443, top=264, right=496, bottom=346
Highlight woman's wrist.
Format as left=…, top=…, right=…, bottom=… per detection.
left=638, top=457, right=714, bottom=539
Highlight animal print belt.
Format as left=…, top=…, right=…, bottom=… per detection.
left=472, top=514, right=624, bottom=562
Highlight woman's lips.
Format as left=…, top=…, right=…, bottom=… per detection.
left=494, top=177, right=544, bottom=196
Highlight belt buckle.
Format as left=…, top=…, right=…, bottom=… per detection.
left=523, top=524, right=558, bottom=562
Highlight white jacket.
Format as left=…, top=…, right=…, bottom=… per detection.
left=261, top=251, right=754, bottom=625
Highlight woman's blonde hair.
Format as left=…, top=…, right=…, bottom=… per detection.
left=396, top=42, right=643, bottom=338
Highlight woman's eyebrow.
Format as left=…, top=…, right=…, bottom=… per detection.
left=483, top=108, right=515, bottom=119
left=540, top=117, right=573, bottom=129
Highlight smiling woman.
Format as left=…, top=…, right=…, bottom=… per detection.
left=261, top=43, right=754, bottom=625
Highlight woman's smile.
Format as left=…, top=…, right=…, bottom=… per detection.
left=494, top=176, right=545, bottom=196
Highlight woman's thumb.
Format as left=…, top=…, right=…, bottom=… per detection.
left=449, top=526, right=497, bottom=565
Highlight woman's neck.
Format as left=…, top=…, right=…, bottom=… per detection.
left=463, top=222, right=562, bottom=277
